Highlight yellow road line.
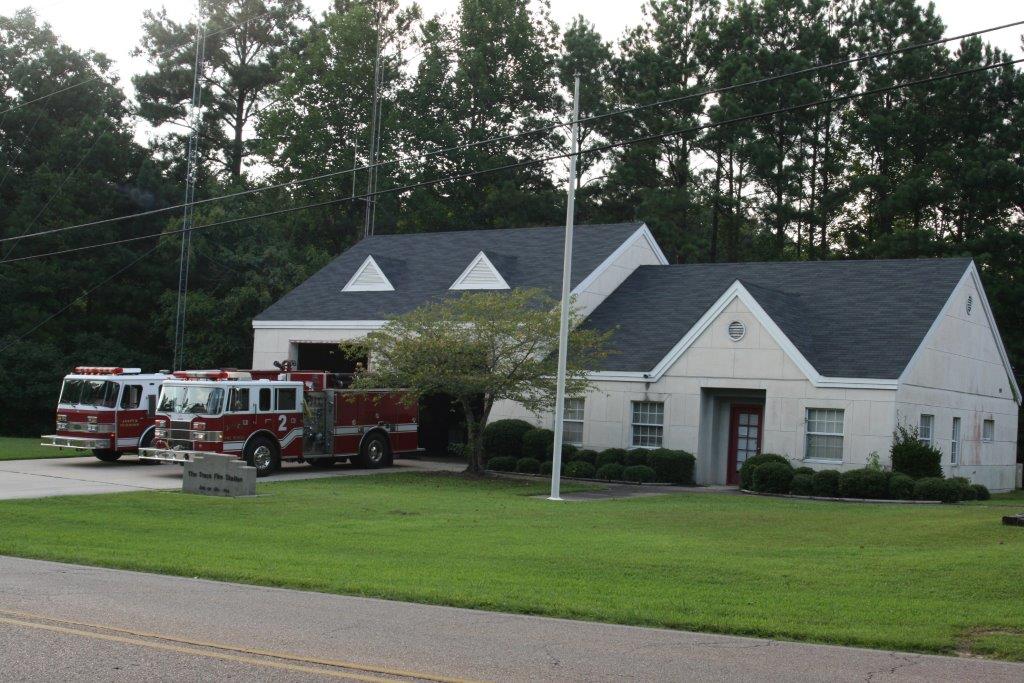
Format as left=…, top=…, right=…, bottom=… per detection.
left=0, top=609, right=482, bottom=683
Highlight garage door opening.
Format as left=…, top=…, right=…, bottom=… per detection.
left=295, top=342, right=367, bottom=373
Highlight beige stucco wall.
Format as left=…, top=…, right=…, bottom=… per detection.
left=895, top=274, right=1019, bottom=491
left=492, top=296, right=900, bottom=484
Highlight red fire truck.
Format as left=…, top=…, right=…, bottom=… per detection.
left=139, top=369, right=419, bottom=476
left=41, top=367, right=168, bottom=461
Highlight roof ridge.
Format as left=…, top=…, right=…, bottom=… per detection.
left=654, top=256, right=973, bottom=268
left=360, top=221, right=644, bottom=241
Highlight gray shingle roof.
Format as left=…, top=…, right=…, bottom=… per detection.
left=582, top=258, right=973, bottom=379
left=255, top=223, right=645, bottom=321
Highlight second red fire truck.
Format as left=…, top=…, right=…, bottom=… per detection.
left=139, top=369, right=419, bottom=476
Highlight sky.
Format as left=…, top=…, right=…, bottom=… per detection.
left=1, top=0, right=1021, bottom=144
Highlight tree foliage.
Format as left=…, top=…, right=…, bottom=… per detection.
left=350, top=289, right=610, bottom=473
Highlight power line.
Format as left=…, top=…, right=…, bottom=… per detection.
left=5, top=16, right=1021, bottom=248
left=5, top=56, right=1018, bottom=266
left=0, top=244, right=160, bottom=355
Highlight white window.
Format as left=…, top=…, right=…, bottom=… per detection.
left=919, top=414, right=934, bottom=446
left=951, top=417, right=961, bottom=465
left=631, top=401, right=664, bottom=448
left=983, top=419, right=994, bottom=443
left=562, top=398, right=584, bottom=445
left=805, top=408, right=844, bottom=462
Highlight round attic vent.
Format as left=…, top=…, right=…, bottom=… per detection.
left=728, top=321, right=746, bottom=341
left=966, top=295, right=973, bottom=315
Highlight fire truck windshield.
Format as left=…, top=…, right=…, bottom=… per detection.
left=58, top=379, right=119, bottom=408
left=157, top=385, right=225, bottom=415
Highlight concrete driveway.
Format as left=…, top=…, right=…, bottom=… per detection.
left=0, top=456, right=462, bottom=500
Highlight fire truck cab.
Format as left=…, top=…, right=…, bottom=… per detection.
left=139, top=370, right=419, bottom=476
left=41, top=367, right=168, bottom=462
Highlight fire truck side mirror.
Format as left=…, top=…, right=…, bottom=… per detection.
left=147, top=394, right=156, bottom=418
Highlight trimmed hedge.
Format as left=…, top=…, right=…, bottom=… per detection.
left=838, top=468, right=888, bottom=499
left=794, top=466, right=815, bottom=476
left=596, top=463, right=624, bottom=481
left=622, top=464, right=656, bottom=483
left=948, top=476, right=976, bottom=501
left=914, top=477, right=962, bottom=503
left=971, top=483, right=991, bottom=501
left=790, top=472, right=814, bottom=495
left=515, top=457, right=541, bottom=474
left=751, top=461, right=794, bottom=493
left=624, top=449, right=649, bottom=467
left=811, top=469, right=841, bottom=497
left=564, top=461, right=596, bottom=478
left=645, top=449, right=696, bottom=485
left=521, top=428, right=554, bottom=460
left=888, top=473, right=915, bottom=500
left=482, top=419, right=534, bottom=461
left=487, top=456, right=517, bottom=472
left=891, top=427, right=943, bottom=478
left=596, top=448, right=627, bottom=468
left=739, top=453, right=790, bottom=490
left=572, top=448, right=596, bottom=466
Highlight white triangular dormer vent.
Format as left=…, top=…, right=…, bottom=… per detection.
left=450, top=251, right=510, bottom=290
left=342, top=255, right=394, bottom=292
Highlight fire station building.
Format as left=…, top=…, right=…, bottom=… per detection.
left=253, top=222, right=1021, bottom=491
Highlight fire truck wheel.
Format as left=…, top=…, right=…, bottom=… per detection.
left=355, top=432, right=391, bottom=469
left=245, top=436, right=281, bottom=477
left=307, top=457, right=337, bottom=469
left=93, top=450, right=122, bottom=462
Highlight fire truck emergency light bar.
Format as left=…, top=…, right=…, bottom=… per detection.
left=73, top=367, right=142, bottom=375
left=171, top=370, right=253, bottom=381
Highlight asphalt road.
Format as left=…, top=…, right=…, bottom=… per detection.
left=0, top=455, right=462, bottom=500
left=0, top=556, right=1021, bottom=682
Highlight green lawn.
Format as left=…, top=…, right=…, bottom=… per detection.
left=0, top=436, right=80, bottom=461
left=0, top=473, right=1022, bottom=660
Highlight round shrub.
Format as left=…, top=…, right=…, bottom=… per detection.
left=948, top=476, right=976, bottom=501
left=624, top=449, right=649, bottom=467
left=890, top=427, right=943, bottom=478
left=572, top=448, right=597, bottom=466
left=540, top=460, right=553, bottom=475
left=515, top=457, right=541, bottom=474
left=482, top=419, right=535, bottom=461
left=645, top=449, right=696, bottom=485
left=564, top=461, right=596, bottom=478
left=789, top=472, right=814, bottom=495
left=914, top=477, right=962, bottom=503
left=971, top=484, right=991, bottom=501
left=596, top=463, right=624, bottom=481
left=838, top=468, right=888, bottom=499
left=596, top=448, right=627, bottom=468
left=887, top=472, right=916, bottom=500
left=794, top=466, right=815, bottom=476
left=521, top=428, right=554, bottom=460
left=486, top=456, right=517, bottom=472
left=739, top=453, right=790, bottom=490
left=811, top=469, right=841, bottom=497
left=751, top=461, right=794, bottom=493
left=622, top=464, right=656, bottom=483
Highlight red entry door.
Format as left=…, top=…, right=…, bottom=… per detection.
left=727, top=404, right=763, bottom=485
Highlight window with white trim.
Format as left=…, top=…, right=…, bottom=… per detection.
left=562, top=398, right=584, bottom=445
left=919, top=414, right=934, bottom=447
left=631, top=401, right=664, bottom=448
left=950, top=417, right=961, bottom=465
left=805, top=408, right=844, bottom=461
left=983, top=419, right=994, bottom=443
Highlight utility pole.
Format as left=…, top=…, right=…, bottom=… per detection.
left=549, top=73, right=581, bottom=502
left=363, top=7, right=384, bottom=239
left=172, top=15, right=206, bottom=371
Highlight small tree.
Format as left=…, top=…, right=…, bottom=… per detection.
left=350, top=289, right=609, bottom=474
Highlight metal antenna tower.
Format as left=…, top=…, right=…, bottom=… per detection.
left=363, top=6, right=384, bottom=239
left=172, top=15, right=207, bottom=371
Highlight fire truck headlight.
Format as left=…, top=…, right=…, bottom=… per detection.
left=193, top=432, right=205, bottom=441
left=154, top=428, right=166, bottom=438
left=155, top=419, right=167, bottom=427
left=193, top=421, right=206, bottom=431
left=87, top=424, right=97, bottom=432
left=87, top=415, right=98, bottom=424
left=57, top=414, right=68, bottom=424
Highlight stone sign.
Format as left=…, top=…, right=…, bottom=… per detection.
left=183, top=453, right=256, bottom=497
left=1002, top=513, right=1024, bottom=527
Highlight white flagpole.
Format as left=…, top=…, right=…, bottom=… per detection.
left=549, top=73, right=581, bottom=502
